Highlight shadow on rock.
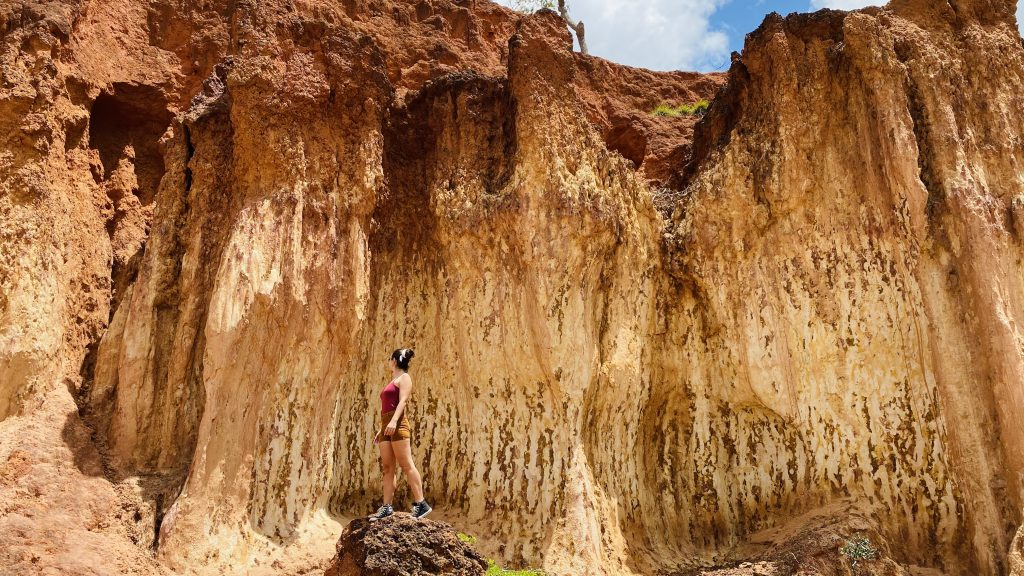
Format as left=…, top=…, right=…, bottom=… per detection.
left=325, top=513, right=488, bottom=576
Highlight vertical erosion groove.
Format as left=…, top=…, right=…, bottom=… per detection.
left=78, top=84, right=174, bottom=407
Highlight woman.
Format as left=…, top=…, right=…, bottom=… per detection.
left=368, top=347, right=432, bottom=521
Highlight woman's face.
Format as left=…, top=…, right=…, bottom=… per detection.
left=388, top=356, right=396, bottom=370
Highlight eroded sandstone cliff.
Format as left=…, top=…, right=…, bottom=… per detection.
left=1, top=0, right=1023, bottom=575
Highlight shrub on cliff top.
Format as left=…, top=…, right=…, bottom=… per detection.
left=510, top=0, right=587, bottom=55
left=653, top=100, right=710, bottom=117
left=512, top=0, right=555, bottom=10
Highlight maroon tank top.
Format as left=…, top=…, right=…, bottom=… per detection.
left=380, top=376, right=401, bottom=413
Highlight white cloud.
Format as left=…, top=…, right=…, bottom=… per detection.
left=494, top=0, right=732, bottom=72
left=809, top=0, right=880, bottom=9
left=1018, top=1, right=1024, bottom=37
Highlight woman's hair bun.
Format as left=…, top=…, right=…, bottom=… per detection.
left=392, top=347, right=415, bottom=370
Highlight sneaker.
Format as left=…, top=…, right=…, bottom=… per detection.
left=411, top=500, right=432, bottom=520
left=368, top=504, right=393, bottom=521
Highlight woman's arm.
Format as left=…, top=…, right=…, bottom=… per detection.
left=385, top=375, right=413, bottom=433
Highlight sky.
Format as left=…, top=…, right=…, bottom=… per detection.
left=495, top=0, right=1024, bottom=72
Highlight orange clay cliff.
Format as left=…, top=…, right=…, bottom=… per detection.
left=2, top=0, right=1024, bottom=574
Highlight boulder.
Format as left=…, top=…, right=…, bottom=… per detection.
left=325, top=513, right=488, bottom=576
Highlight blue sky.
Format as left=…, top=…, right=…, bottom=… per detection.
left=495, top=0, right=1024, bottom=72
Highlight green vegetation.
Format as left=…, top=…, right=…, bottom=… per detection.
left=457, top=532, right=543, bottom=575
left=652, top=100, right=710, bottom=117
left=486, top=559, right=546, bottom=576
left=839, top=534, right=878, bottom=568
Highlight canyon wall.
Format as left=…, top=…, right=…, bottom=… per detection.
left=2, top=0, right=1024, bottom=575
left=670, top=2, right=1024, bottom=573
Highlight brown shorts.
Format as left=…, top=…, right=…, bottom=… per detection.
left=378, top=410, right=411, bottom=442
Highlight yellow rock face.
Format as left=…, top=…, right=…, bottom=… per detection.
left=2, top=1, right=1024, bottom=575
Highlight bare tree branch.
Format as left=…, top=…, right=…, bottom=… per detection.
left=557, top=0, right=587, bottom=54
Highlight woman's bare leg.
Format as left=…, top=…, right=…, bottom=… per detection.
left=379, top=439, right=396, bottom=505
left=391, top=439, right=424, bottom=502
